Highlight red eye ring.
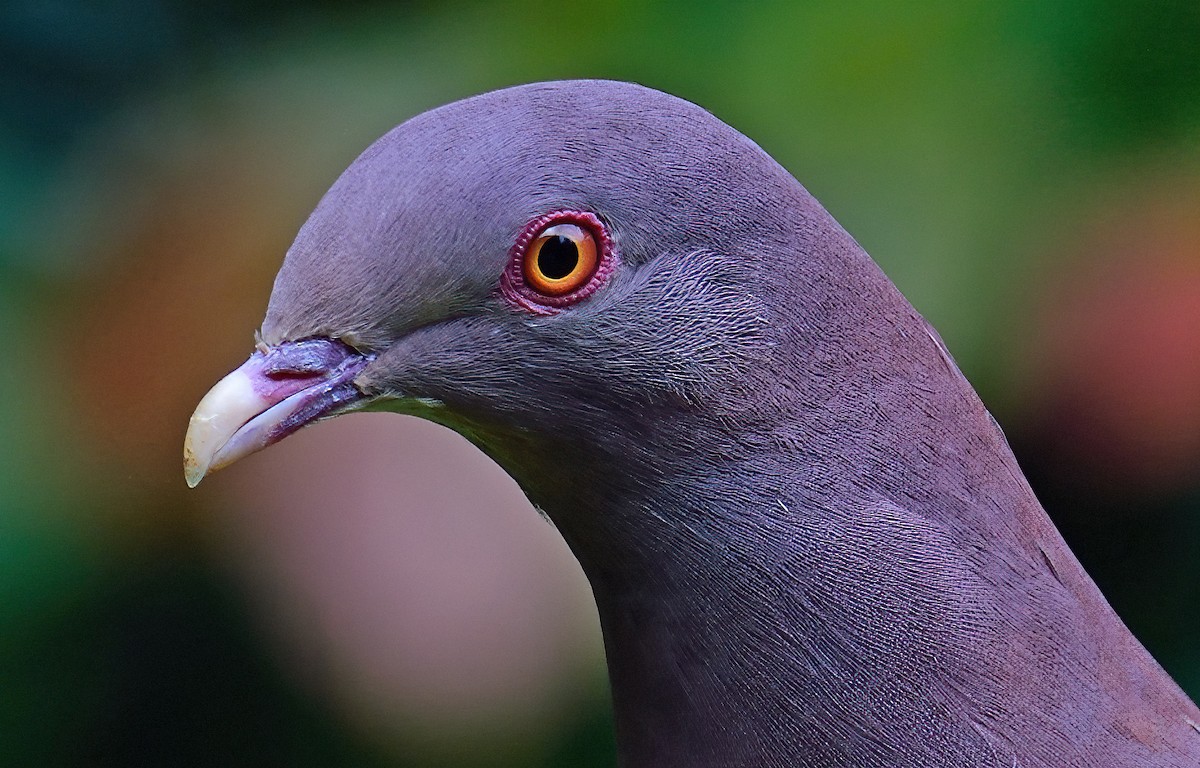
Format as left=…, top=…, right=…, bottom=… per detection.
left=501, top=210, right=617, bottom=314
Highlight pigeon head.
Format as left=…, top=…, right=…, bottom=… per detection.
left=187, top=80, right=918, bottom=522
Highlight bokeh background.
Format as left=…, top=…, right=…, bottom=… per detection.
left=2, top=1, right=1199, bottom=765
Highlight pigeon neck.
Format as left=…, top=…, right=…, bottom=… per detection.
left=543, top=456, right=1200, bottom=768
left=561, top=476, right=997, bottom=768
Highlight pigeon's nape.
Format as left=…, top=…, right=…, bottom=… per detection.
left=184, top=80, right=1200, bottom=767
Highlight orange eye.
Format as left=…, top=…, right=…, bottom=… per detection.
left=522, top=223, right=599, bottom=296
left=501, top=210, right=616, bottom=314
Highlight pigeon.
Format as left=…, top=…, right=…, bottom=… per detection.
left=183, top=80, right=1200, bottom=767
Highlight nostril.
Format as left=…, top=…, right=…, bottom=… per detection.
left=264, top=367, right=324, bottom=380
left=262, top=355, right=329, bottom=379
left=260, top=337, right=363, bottom=379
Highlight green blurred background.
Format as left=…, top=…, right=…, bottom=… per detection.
left=2, top=1, right=1198, bottom=765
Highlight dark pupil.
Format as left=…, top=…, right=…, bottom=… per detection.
left=538, top=235, right=579, bottom=279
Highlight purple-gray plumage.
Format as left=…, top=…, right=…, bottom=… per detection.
left=184, top=80, right=1200, bottom=767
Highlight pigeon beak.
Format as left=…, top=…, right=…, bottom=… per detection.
left=183, top=338, right=375, bottom=488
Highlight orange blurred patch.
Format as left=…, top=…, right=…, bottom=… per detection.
left=54, top=120, right=307, bottom=520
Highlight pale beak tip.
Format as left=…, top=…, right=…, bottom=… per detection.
left=183, top=366, right=263, bottom=489
left=183, top=453, right=207, bottom=489
left=183, top=417, right=215, bottom=488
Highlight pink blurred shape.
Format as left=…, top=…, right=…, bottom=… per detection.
left=1024, top=179, right=1200, bottom=491
left=210, top=413, right=604, bottom=740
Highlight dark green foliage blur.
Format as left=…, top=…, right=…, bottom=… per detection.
left=1, top=1, right=1197, bottom=765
